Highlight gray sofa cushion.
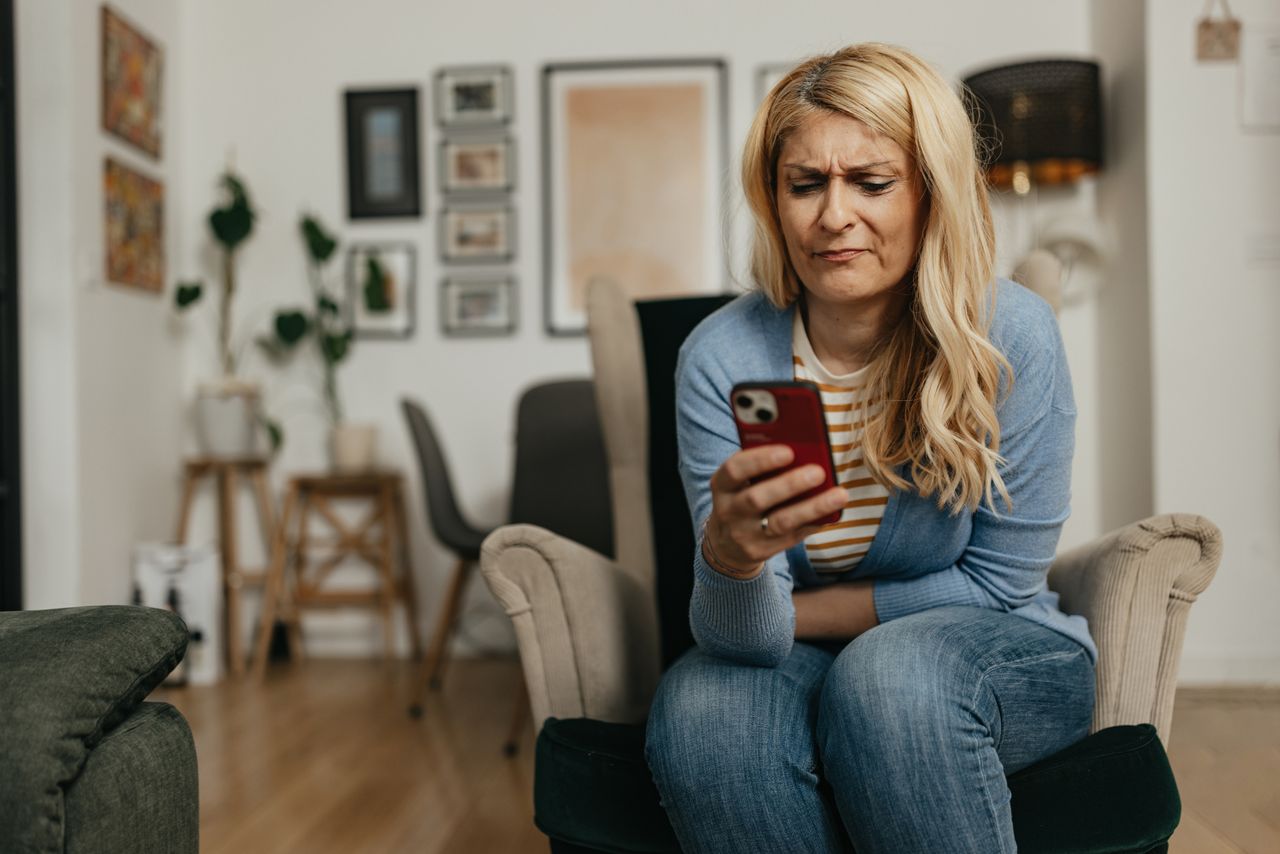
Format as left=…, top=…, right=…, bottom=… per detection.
left=0, top=606, right=188, bottom=852
left=64, top=702, right=199, bottom=854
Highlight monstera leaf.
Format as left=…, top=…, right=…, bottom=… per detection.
left=208, top=173, right=256, bottom=250
left=300, top=216, right=337, bottom=265
left=273, top=310, right=311, bottom=346
left=174, top=281, right=202, bottom=309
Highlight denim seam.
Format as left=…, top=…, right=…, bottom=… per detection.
left=968, top=646, right=1088, bottom=854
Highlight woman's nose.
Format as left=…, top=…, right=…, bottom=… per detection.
left=818, top=181, right=858, bottom=232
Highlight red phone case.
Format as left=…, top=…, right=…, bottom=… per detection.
left=730, top=381, right=842, bottom=526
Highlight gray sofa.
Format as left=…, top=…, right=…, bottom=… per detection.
left=0, top=606, right=199, bottom=853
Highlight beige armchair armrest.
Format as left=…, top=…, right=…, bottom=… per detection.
left=480, top=524, right=662, bottom=733
left=1048, top=513, right=1222, bottom=740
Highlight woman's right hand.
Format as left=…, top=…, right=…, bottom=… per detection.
left=701, top=444, right=848, bottom=580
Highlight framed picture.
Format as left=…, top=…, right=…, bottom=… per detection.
left=756, top=63, right=795, bottom=103
left=435, top=65, right=513, bottom=127
left=542, top=59, right=729, bottom=335
left=441, top=276, right=516, bottom=336
left=440, top=204, right=516, bottom=263
left=104, top=157, right=164, bottom=293
left=345, top=244, right=416, bottom=339
left=344, top=88, right=421, bottom=219
left=101, top=5, right=164, bottom=159
left=439, top=136, right=515, bottom=194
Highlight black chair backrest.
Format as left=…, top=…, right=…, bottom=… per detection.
left=401, top=398, right=489, bottom=560
left=509, top=379, right=615, bottom=560
left=636, top=295, right=736, bottom=669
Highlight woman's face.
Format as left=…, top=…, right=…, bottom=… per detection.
left=775, top=111, right=927, bottom=305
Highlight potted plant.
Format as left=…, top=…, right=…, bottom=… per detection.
left=257, top=215, right=374, bottom=471
left=174, top=171, right=279, bottom=457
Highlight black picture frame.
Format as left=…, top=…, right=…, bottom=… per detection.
left=435, top=65, right=513, bottom=127
left=541, top=59, right=729, bottom=336
left=438, top=135, right=515, bottom=195
left=344, top=88, right=421, bottom=219
left=344, top=243, right=416, bottom=339
left=439, top=203, right=516, bottom=264
left=440, top=275, right=516, bottom=337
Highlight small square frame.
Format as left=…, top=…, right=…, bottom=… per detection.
left=435, top=65, right=513, bottom=127
left=439, top=136, right=515, bottom=194
left=441, top=275, right=516, bottom=337
left=439, top=204, right=516, bottom=264
left=345, top=243, right=416, bottom=339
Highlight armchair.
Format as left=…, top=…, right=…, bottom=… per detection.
left=481, top=282, right=1222, bottom=854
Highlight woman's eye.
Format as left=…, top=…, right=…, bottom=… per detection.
left=858, top=181, right=893, bottom=193
left=787, top=182, right=824, bottom=195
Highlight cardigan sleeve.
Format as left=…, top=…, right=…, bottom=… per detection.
left=675, top=330, right=797, bottom=668
left=873, top=296, right=1076, bottom=622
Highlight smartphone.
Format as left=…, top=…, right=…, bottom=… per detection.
left=730, top=381, right=842, bottom=527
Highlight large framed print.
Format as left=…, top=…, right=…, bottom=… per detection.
left=101, top=5, right=164, bottom=159
left=542, top=59, right=728, bottom=335
left=344, top=88, right=421, bottom=219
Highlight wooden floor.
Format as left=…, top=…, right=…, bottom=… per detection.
left=155, top=661, right=1280, bottom=854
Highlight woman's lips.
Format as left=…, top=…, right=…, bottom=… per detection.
left=816, top=249, right=867, bottom=262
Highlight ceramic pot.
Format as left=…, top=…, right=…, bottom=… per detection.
left=331, top=423, right=377, bottom=472
left=193, top=378, right=262, bottom=459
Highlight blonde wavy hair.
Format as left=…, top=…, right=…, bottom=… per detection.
left=742, top=43, right=1012, bottom=514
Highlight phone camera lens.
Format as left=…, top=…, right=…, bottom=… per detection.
left=735, top=395, right=752, bottom=409
left=757, top=409, right=774, bottom=423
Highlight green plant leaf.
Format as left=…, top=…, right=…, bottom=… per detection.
left=321, top=332, right=350, bottom=364
left=317, top=295, right=340, bottom=315
left=259, top=414, right=284, bottom=454
left=174, top=281, right=203, bottom=309
left=362, top=255, right=390, bottom=313
left=274, top=310, right=311, bottom=346
left=209, top=171, right=256, bottom=250
left=300, top=216, right=337, bottom=264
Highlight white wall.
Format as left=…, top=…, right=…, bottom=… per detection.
left=18, top=0, right=186, bottom=608
left=175, top=0, right=1107, bottom=657
left=1147, top=0, right=1280, bottom=684
left=24, top=1, right=1270, bottom=685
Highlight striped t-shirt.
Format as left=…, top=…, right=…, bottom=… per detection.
left=791, top=310, right=890, bottom=574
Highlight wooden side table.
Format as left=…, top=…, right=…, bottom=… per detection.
left=251, top=470, right=423, bottom=678
left=174, top=456, right=277, bottom=678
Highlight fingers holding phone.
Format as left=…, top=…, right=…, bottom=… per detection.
left=701, top=382, right=846, bottom=579
left=704, top=446, right=845, bottom=578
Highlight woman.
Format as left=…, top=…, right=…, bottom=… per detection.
left=643, top=43, right=1097, bottom=854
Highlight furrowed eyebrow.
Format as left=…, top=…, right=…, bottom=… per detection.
left=782, top=161, right=898, bottom=175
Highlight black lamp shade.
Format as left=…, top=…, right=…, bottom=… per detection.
left=961, top=59, right=1103, bottom=189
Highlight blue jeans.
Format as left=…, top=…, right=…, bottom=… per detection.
left=644, top=606, right=1095, bottom=853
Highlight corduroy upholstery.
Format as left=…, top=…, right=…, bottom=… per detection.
left=479, top=281, right=1222, bottom=852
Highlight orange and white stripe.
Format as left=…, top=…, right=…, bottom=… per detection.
left=791, top=312, right=889, bottom=574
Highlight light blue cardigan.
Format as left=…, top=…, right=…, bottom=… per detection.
left=674, top=277, right=1097, bottom=668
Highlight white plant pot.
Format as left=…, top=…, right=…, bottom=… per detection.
left=331, top=423, right=377, bottom=472
left=193, top=378, right=262, bottom=459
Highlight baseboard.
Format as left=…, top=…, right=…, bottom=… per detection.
left=1176, top=655, right=1280, bottom=686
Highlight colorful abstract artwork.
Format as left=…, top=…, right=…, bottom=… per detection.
left=101, top=5, right=164, bottom=159
left=104, top=157, right=164, bottom=293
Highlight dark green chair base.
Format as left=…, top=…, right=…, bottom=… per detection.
left=535, top=718, right=1179, bottom=854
